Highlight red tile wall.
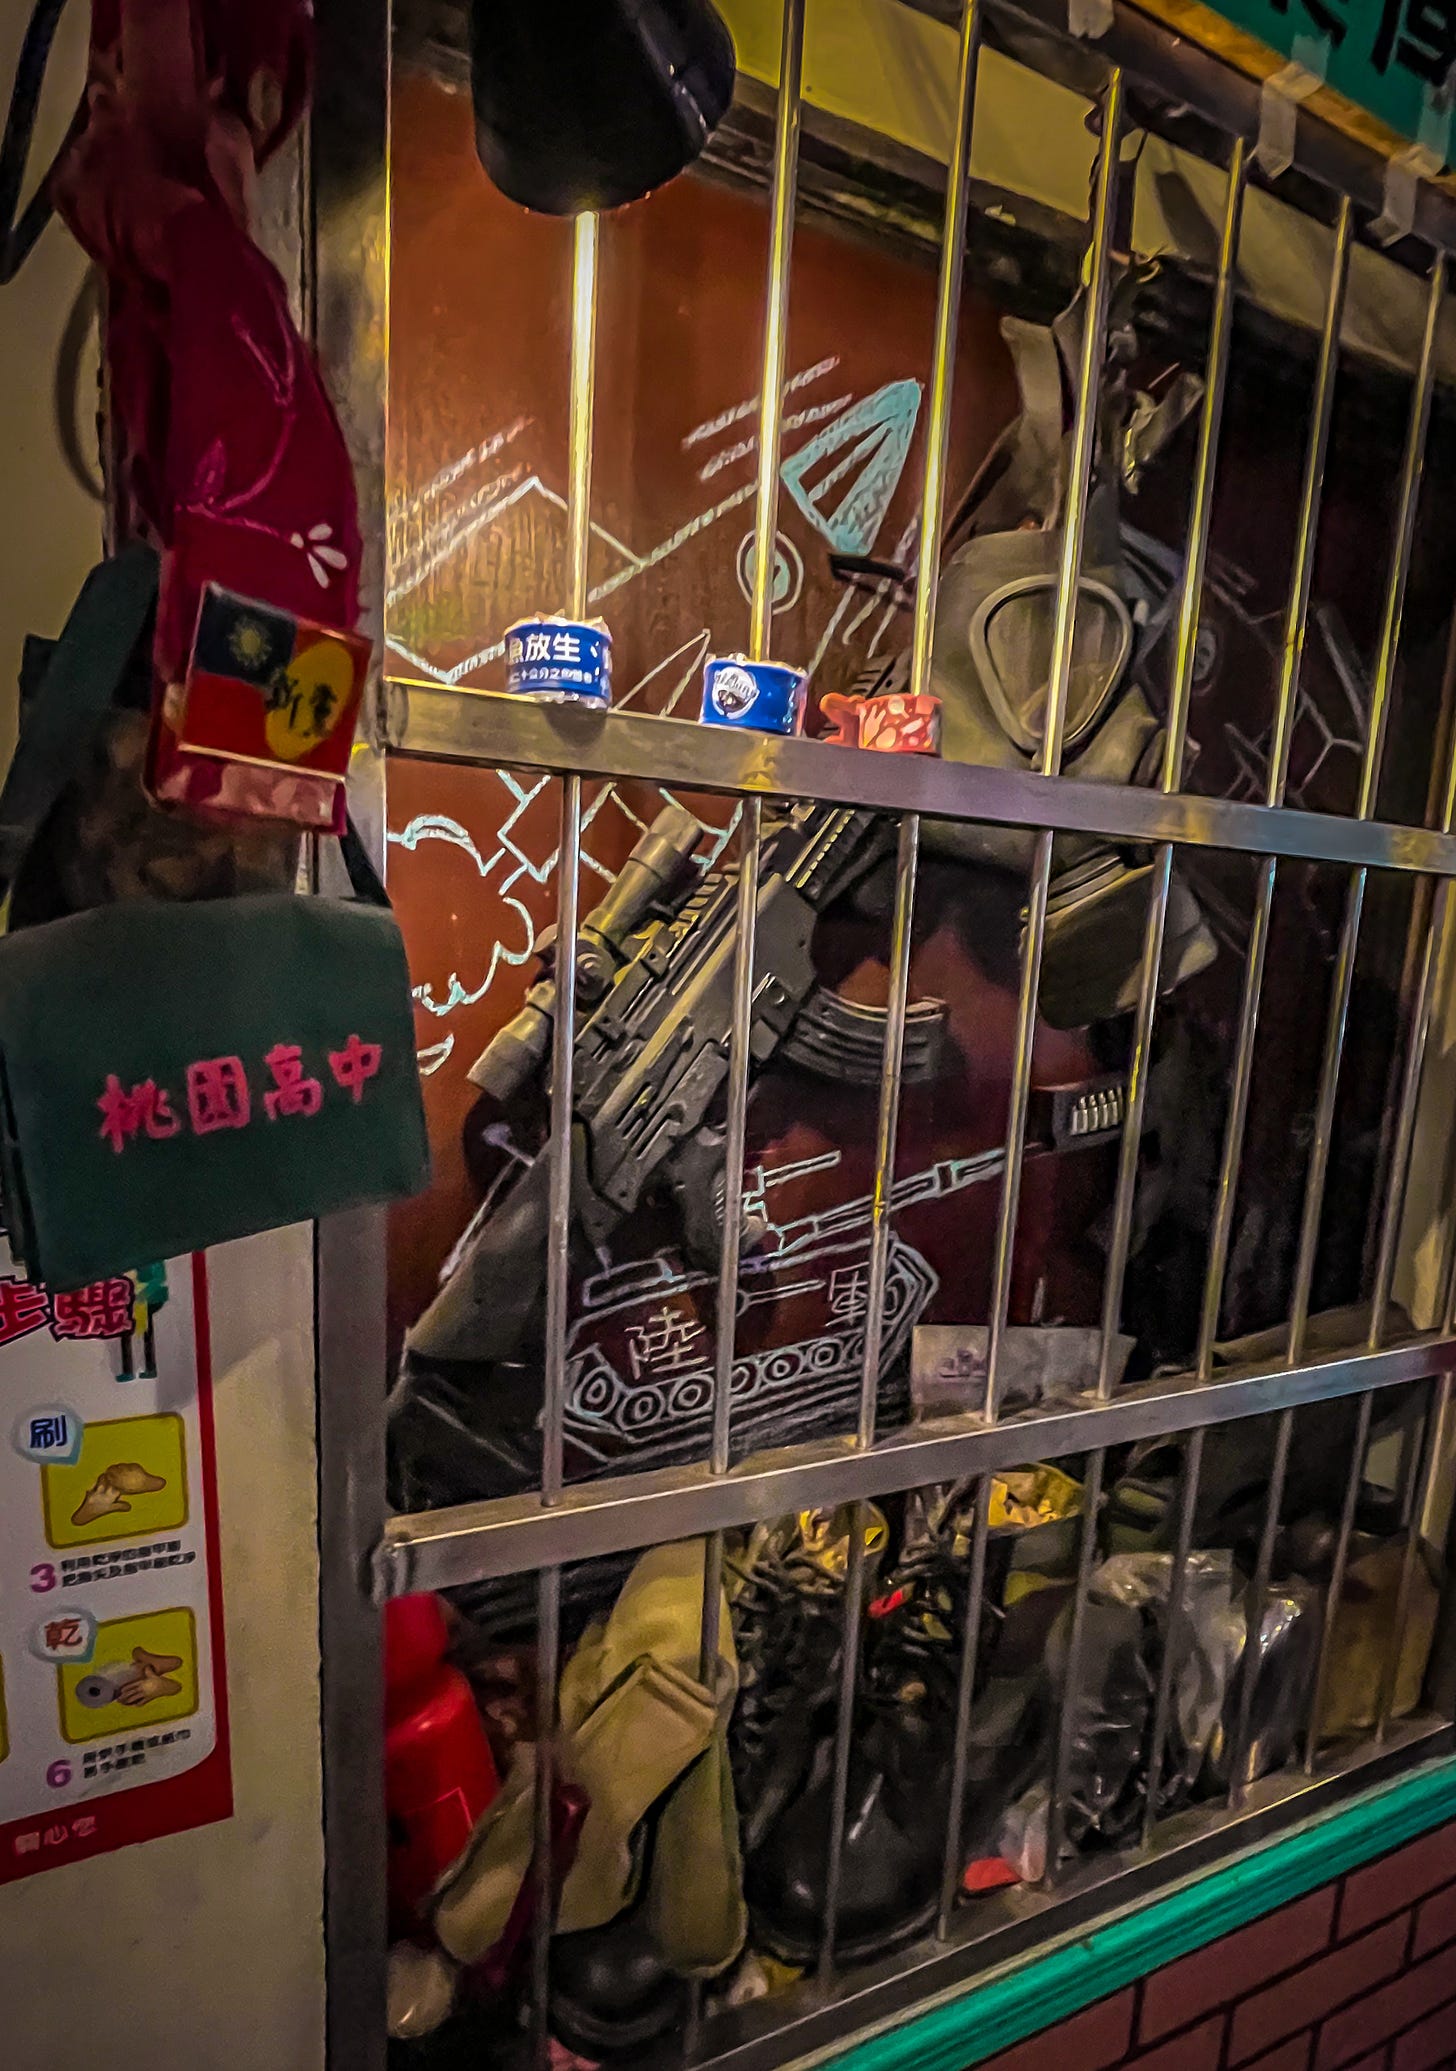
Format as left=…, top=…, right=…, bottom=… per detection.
left=971, top=1820, right=1456, bottom=2071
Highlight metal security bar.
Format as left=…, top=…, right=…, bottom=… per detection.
left=1287, top=254, right=1447, bottom=1367
left=1197, top=196, right=1353, bottom=1381
left=698, top=0, right=804, bottom=1657
left=383, top=695, right=1456, bottom=873
left=378, top=1336, right=1456, bottom=1587
left=527, top=202, right=597, bottom=2069
left=687, top=10, right=805, bottom=2041
left=819, top=0, right=982, bottom=1975
left=1095, top=137, right=1246, bottom=1407
left=337, top=0, right=1456, bottom=2066
left=1093, top=135, right=1248, bottom=1852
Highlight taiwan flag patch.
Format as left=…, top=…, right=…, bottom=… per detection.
left=181, top=586, right=370, bottom=777
left=148, top=584, right=372, bottom=833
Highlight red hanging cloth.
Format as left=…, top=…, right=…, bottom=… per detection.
left=53, top=0, right=364, bottom=830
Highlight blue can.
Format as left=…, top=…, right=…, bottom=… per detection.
left=701, top=655, right=806, bottom=735
left=505, top=616, right=612, bottom=707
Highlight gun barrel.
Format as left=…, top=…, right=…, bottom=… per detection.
left=469, top=991, right=554, bottom=1103
left=469, top=805, right=707, bottom=1104
left=579, top=804, right=706, bottom=971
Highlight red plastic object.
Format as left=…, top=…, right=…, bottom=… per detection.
left=820, top=691, right=943, bottom=755
left=962, top=1855, right=1022, bottom=1895
left=386, top=1592, right=452, bottom=1698
left=385, top=1594, right=499, bottom=1929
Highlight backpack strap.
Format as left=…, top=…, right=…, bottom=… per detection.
left=0, top=0, right=77, bottom=285
left=943, top=315, right=1067, bottom=553
left=0, top=543, right=159, bottom=897
left=338, top=813, right=391, bottom=910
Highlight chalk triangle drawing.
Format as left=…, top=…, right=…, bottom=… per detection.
left=779, top=378, right=922, bottom=556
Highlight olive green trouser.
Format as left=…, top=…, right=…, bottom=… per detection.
left=435, top=1537, right=746, bottom=1978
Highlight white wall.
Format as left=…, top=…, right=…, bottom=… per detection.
left=6, top=1234, right=327, bottom=2071
left=0, top=3, right=327, bottom=2063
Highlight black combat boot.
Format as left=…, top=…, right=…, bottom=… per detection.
left=548, top=1893, right=689, bottom=2061
left=743, top=1515, right=1046, bottom=1966
left=727, top=1510, right=876, bottom=1855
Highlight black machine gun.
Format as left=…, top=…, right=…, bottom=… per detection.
left=407, top=799, right=926, bottom=1369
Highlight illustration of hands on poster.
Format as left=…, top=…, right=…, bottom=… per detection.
left=0, top=1236, right=231, bottom=1882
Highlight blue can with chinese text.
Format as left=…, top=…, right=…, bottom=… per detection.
left=701, top=655, right=806, bottom=735
left=505, top=615, right=612, bottom=707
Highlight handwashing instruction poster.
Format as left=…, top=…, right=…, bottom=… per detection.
left=0, top=1241, right=231, bottom=1881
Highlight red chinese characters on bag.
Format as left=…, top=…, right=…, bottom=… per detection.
left=50, top=0, right=366, bottom=834
left=95, top=1039, right=386, bottom=1155
left=262, top=1044, right=321, bottom=1121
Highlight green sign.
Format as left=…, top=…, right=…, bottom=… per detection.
left=1211, top=1, right=1456, bottom=164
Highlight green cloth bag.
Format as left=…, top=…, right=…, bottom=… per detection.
left=0, top=548, right=430, bottom=1289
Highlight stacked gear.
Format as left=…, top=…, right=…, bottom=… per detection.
left=837, top=291, right=1215, bottom=1031
left=739, top=1503, right=1047, bottom=1967
left=726, top=1507, right=886, bottom=1858
left=387, top=1443, right=1445, bottom=2060
left=419, top=1540, right=745, bottom=2056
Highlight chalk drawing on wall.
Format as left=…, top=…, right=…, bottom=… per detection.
left=387, top=364, right=924, bottom=687
left=388, top=363, right=927, bottom=1024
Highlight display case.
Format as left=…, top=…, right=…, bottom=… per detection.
left=306, top=3, right=1456, bottom=2065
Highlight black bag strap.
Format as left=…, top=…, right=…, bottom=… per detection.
left=0, top=543, right=160, bottom=898
left=338, top=814, right=391, bottom=910
left=0, top=0, right=76, bottom=286
left=0, top=541, right=390, bottom=913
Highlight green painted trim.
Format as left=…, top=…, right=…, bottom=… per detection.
left=818, top=1756, right=1456, bottom=2071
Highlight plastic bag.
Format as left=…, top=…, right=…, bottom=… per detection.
left=1211, top=1579, right=1319, bottom=1792
left=998, top=1780, right=1052, bottom=1885
left=1091, top=1550, right=1241, bottom=1812
left=1048, top=1594, right=1153, bottom=1861
left=995, top=1596, right=1151, bottom=1880
left=997, top=1549, right=1241, bottom=1876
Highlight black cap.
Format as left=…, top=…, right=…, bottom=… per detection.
left=470, top=0, right=737, bottom=215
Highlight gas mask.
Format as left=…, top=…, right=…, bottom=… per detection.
left=848, top=295, right=1216, bottom=1029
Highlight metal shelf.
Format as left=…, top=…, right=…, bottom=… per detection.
left=379, top=1328, right=1456, bottom=1596
left=385, top=681, right=1456, bottom=879
left=306, top=0, right=1456, bottom=2061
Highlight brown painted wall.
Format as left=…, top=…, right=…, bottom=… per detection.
left=385, top=66, right=1021, bottom=1337
left=383, top=67, right=1456, bottom=1420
